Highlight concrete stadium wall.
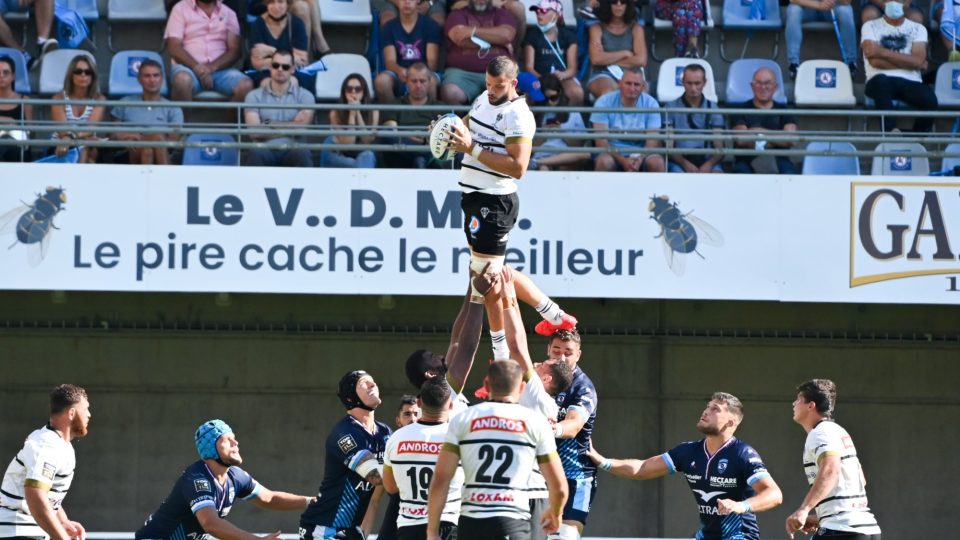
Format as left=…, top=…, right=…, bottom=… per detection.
left=0, top=292, right=957, bottom=538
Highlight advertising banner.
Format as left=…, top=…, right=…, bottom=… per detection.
left=0, top=165, right=956, bottom=304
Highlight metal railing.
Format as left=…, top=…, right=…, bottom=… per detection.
left=2, top=98, right=959, bottom=164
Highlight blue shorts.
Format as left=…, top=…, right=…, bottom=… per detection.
left=563, top=476, right=597, bottom=524
left=170, top=64, right=249, bottom=96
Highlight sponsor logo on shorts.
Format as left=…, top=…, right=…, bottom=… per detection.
left=338, top=435, right=358, bottom=454
left=194, top=479, right=211, bottom=492
left=41, top=462, right=56, bottom=481
left=401, top=505, right=429, bottom=516
left=468, top=490, right=515, bottom=502
left=480, top=207, right=490, bottom=219
left=469, top=415, right=526, bottom=433
left=469, top=216, right=481, bottom=234
left=397, top=441, right=442, bottom=454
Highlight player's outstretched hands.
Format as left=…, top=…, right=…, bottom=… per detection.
left=540, top=508, right=562, bottom=535
left=62, top=520, right=86, bottom=540
left=716, top=498, right=748, bottom=515
left=471, top=262, right=500, bottom=297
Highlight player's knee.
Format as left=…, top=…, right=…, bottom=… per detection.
left=548, top=524, right=581, bottom=540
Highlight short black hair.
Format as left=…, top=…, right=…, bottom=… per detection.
left=797, top=379, right=836, bottom=418
left=271, top=48, right=294, bottom=62
left=710, top=392, right=744, bottom=421
left=683, top=64, right=706, bottom=78
left=137, top=58, right=163, bottom=76
left=50, top=384, right=87, bottom=415
left=419, top=377, right=452, bottom=411
left=552, top=328, right=581, bottom=345
left=545, top=361, right=573, bottom=396
left=487, top=361, right=522, bottom=396
left=486, top=56, right=518, bottom=79
left=397, top=394, right=418, bottom=413
left=0, top=56, right=15, bottom=77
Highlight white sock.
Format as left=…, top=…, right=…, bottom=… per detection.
left=490, top=330, right=509, bottom=361
left=535, top=296, right=564, bottom=324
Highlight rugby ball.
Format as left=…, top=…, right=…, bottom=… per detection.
left=429, top=113, right=465, bottom=161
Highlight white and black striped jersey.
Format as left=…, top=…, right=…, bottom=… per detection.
left=802, top=421, right=881, bottom=535
left=0, top=425, right=76, bottom=538
left=444, top=401, right=556, bottom=521
left=460, top=92, right=536, bottom=195
left=383, top=421, right=464, bottom=528
left=518, top=374, right=560, bottom=500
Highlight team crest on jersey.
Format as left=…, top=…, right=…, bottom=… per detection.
left=397, top=441, right=442, bottom=454
left=717, top=459, right=728, bottom=474
left=495, top=113, right=503, bottom=123
left=480, top=207, right=490, bottom=219
left=469, top=215, right=481, bottom=234
left=194, top=479, right=211, bottom=492
left=470, top=415, right=526, bottom=432
left=338, top=435, right=358, bottom=453
left=41, top=462, right=56, bottom=480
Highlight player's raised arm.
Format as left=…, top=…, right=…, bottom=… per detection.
left=249, top=486, right=313, bottom=511
left=586, top=444, right=671, bottom=481
left=498, top=266, right=536, bottom=377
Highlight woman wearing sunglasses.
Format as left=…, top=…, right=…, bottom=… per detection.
left=50, top=55, right=105, bottom=164
left=530, top=74, right=591, bottom=171
left=522, top=0, right=583, bottom=105
left=587, top=0, right=647, bottom=99
left=321, top=74, right=379, bottom=168
left=248, top=0, right=315, bottom=93
left=0, top=56, right=32, bottom=162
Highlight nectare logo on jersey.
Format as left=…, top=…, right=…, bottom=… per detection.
left=470, top=416, right=526, bottom=433
left=397, top=441, right=442, bottom=454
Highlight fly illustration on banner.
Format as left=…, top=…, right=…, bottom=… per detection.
left=0, top=186, right=68, bottom=267
left=648, top=194, right=724, bottom=276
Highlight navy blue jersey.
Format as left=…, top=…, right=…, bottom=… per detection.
left=554, top=366, right=598, bottom=479
left=664, top=438, right=771, bottom=540
left=135, top=461, right=260, bottom=540
left=300, top=416, right=391, bottom=529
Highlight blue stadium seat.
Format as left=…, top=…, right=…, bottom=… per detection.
left=107, top=0, right=167, bottom=52
left=109, top=50, right=168, bottom=97
left=934, top=61, right=960, bottom=107
left=941, top=142, right=960, bottom=174
left=183, top=134, right=239, bottom=166
left=58, top=0, right=100, bottom=20
left=802, top=142, right=860, bottom=175
left=724, top=58, right=786, bottom=105
left=870, top=142, right=929, bottom=176
left=656, top=58, right=718, bottom=103
left=794, top=60, right=855, bottom=107
left=719, top=0, right=782, bottom=61
left=39, top=49, right=96, bottom=94
left=0, top=47, right=32, bottom=93
left=315, top=54, right=373, bottom=100
left=319, top=0, right=373, bottom=24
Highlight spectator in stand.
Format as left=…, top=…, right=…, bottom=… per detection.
left=375, top=0, right=442, bottom=103
left=288, top=0, right=331, bottom=56
left=531, top=74, right=591, bottom=171
left=321, top=74, right=379, bottom=168
left=665, top=64, right=724, bottom=173
left=244, top=49, right=315, bottom=167
left=111, top=59, right=184, bottom=165
left=786, top=0, right=858, bottom=79
left=655, top=0, right=706, bottom=58
left=165, top=0, right=253, bottom=103
left=440, top=0, right=517, bottom=105
left=933, top=0, right=960, bottom=54
left=50, top=56, right=105, bottom=164
left=523, top=0, right=583, bottom=105
left=449, top=0, right=527, bottom=46
left=375, top=0, right=447, bottom=26
left=587, top=0, right=648, bottom=99
left=730, top=67, right=797, bottom=174
left=862, top=0, right=937, bottom=132
left=590, top=66, right=665, bottom=172
left=381, top=62, right=442, bottom=168
left=0, top=55, right=31, bottom=162
left=248, top=0, right=315, bottom=92
left=861, top=0, right=923, bottom=24
left=0, top=0, right=57, bottom=66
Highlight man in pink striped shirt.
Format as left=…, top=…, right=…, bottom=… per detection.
left=165, top=0, right=253, bottom=102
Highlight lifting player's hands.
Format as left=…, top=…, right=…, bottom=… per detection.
left=716, top=498, right=749, bottom=516
left=62, top=519, right=86, bottom=540
left=470, top=262, right=500, bottom=297
left=447, top=120, right=474, bottom=155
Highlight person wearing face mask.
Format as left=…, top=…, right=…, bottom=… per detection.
left=860, top=0, right=923, bottom=25
left=861, top=0, right=939, bottom=132
left=441, top=0, right=518, bottom=104
left=522, top=0, right=583, bottom=105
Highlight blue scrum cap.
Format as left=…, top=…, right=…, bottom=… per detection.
left=195, top=419, right=233, bottom=461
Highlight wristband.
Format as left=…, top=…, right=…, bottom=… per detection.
left=356, top=458, right=381, bottom=479
left=741, top=500, right=752, bottom=514
left=600, top=459, right=612, bottom=472
left=470, top=143, right=483, bottom=159
left=552, top=423, right=563, bottom=438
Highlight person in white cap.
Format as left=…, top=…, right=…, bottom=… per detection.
left=522, top=0, right=583, bottom=105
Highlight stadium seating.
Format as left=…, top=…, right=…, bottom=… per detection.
left=802, top=141, right=859, bottom=175
left=522, top=0, right=577, bottom=27
left=0, top=47, right=31, bottom=94
left=183, top=134, right=240, bottom=166
left=719, top=0, right=782, bottom=61
left=108, top=50, right=168, bottom=97
left=650, top=0, right=714, bottom=60
left=319, top=0, right=373, bottom=24
left=941, top=142, right=960, bottom=174
left=2, top=8, right=29, bottom=48
left=724, top=58, right=787, bottom=104
left=107, top=0, right=168, bottom=52
left=315, top=53, right=373, bottom=100
left=870, top=142, right=930, bottom=176
left=934, top=61, right=960, bottom=107
left=39, top=49, right=96, bottom=95
left=794, top=59, right=855, bottom=107
left=655, top=57, right=718, bottom=103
